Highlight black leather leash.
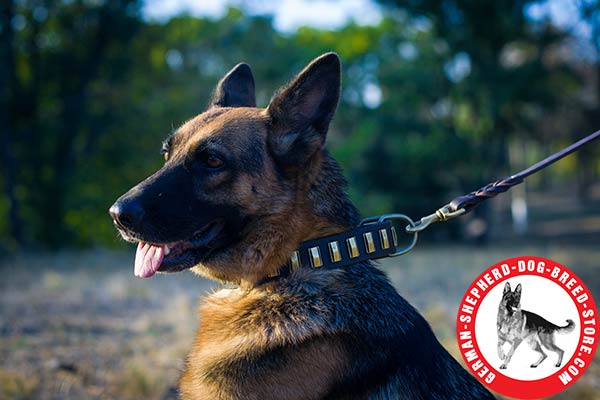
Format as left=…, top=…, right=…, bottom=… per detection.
left=405, top=128, right=600, bottom=234
left=267, top=129, right=599, bottom=281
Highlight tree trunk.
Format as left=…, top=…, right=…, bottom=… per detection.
left=508, top=139, right=528, bottom=235
left=0, top=0, right=25, bottom=248
left=36, top=5, right=115, bottom=247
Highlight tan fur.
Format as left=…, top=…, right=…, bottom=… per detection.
left=168, top=109, right=347, bottom=285
left=112, top=54, right=494, bottom=400
left=169, top=105, right=352, bottom=397
left=180, top=339, right=349, bottom=400
left=180, top=275, right=351, bottom=400
left=164, top=96, right=356, bottom=398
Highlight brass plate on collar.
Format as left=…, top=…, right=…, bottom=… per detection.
left=379, top=229, right=390, bottom=249
left=363, top=232, right=375, bottom=253
left=391, top=227, right=398, bottom=247
left=267, top=270, right=280, bottom=278
left=309, top=247, right=323, bottom=268
left=346, top=237, right=359, bottom=258
left=328, top=241, right=342, bottom=262
left=290, top=251, right=300, bottom=271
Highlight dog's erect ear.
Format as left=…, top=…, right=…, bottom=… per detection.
left=503, top=282, right=511, bottom=295
left=266, top=52, right=341, bottom=165
left=514, top=283, right=522, bottom=300
left=210, top=63, right=256, bottom=108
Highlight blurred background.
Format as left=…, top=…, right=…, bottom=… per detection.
left=1, top=0, right=599, bottom=399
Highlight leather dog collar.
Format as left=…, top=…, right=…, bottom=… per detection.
left=265, top=219, right=400, bottom=281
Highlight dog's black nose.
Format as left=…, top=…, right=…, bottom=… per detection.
left=109, top=199, right=144, bottom=229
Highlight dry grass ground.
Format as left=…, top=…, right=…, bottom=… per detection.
left=1, top=244, right=599, bottom=399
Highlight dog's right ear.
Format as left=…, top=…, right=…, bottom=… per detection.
left=210, top=63, right=256, bottom=108
left=503, top=282, right=511, bottom=295
left=266, top=52, right=341, bottom=166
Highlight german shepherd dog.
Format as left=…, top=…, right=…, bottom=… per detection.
left=497, top=282, right=576, bottom=370
left=110, top=53, right=494, bottom=399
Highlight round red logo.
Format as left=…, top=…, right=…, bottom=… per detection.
left=456, top=256, right=598, bottom=399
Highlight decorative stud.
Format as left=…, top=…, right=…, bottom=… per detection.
left=379, top=229, right=390, bottom=249
left=268, top=270, right=280, bottom=278
left=391, top=227, right=398, bottom=247
left=346, top=237, right=359, bottom=258
left=328, top=241, right=341, bottom=262
left=363, top=232, right=375, bottom=253
left=309, top=246, right=323, bottom=268
left=290, top=251, right=300, bottom=271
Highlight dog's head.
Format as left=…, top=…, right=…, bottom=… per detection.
left=109, top=53, right=352, bottom=284
left=501, top=282, right=522, bottom=312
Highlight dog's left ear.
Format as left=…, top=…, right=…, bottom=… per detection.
left=210, top=63, right=256, bottom=108
left=266, top=52, right=341, bottom=165
left=514, top=283, right=522, bottom=298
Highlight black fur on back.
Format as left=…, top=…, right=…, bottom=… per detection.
left=255, top=263, right=496, bottom=399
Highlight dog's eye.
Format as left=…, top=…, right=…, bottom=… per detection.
left=198, top=152, right=224, bottom=169
left=161, top=143, right=170, bottom=161
left=206, top=156, right=224, bottom=168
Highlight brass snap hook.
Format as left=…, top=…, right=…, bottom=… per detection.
left=405, top=206, right=466, bottom=234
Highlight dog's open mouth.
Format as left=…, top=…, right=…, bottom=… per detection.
left=134, top=219, right=225, bottom=278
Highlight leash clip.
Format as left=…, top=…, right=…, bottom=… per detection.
left=361, top=207, right=465, bottom=256
left=406, top=206, right=465, bottom=234
left=365, top=213, right=419, bottom=256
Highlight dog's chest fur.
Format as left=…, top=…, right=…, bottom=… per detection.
left=179, top=269, right=350, bottom=400
left=178, top=264, right=494, bottom=400
left=498, top=307, right=525, bottom=339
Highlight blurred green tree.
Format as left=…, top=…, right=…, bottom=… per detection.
left=0, top=1, right=596, bottom=250
left=369, top=0, right=583, bottom=237
left=577, top=0, right=600, bottom=201
left=1, top=0, right=142, bottom=249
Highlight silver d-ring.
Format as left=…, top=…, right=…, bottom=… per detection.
left=377, top=213, right=418, bottom=256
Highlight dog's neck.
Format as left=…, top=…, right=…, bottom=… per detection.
left=200, top=151, right=362, bottom=288
left=304, top=151, right=361, bottom=235
left=258, top=152, right=362, bottom=286
left=249, top=152, right=378, bottom=285
left=499, top=302, right=520, bottom=319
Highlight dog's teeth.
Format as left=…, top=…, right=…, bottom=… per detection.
left=164, top=245, right=170, bottom=255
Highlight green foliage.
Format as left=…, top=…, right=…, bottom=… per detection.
left=0, top=0, right=598, bottom=249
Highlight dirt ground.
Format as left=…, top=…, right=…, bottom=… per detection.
left=1, top=244, right=599, bottom=399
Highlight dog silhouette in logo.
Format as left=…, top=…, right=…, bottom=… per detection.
left=497, top=282, right=575, bottom=369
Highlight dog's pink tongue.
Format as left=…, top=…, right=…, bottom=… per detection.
left=134, top=242, right=164, bottom=278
